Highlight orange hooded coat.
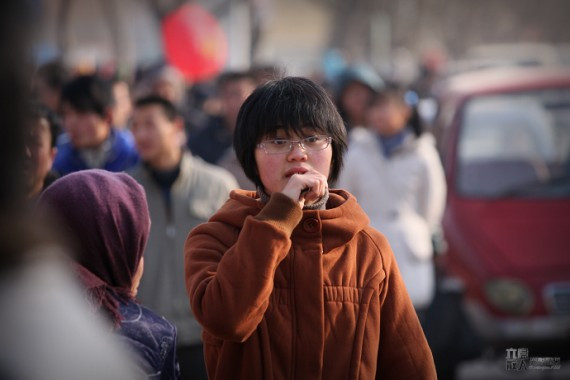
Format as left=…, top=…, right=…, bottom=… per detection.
left=184, top=189, right=436, bottom=379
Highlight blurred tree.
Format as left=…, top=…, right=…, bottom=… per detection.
left=315, top=0, right=570, bottom=61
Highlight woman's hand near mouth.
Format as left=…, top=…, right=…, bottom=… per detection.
left=281, top=168, right=328, bottom=208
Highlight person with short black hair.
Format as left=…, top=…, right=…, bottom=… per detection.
left=128, top=95, right=237, bottom=380
left=184, top=77, right=437, bottom=379
left=135, top=95, right=180, bottom=121
left=52, top=74, right=139, bottom=176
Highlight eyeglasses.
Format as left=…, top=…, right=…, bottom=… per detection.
left=257, top=135, right=332, bottom=154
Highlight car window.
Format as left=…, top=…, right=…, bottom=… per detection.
left=456, top=88, right=570, bottom=198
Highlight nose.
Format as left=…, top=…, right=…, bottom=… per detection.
left=287, top=141, right=308, bottom=161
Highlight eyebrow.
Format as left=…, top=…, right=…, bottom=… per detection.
left=264, top=126, right=320, bottom=139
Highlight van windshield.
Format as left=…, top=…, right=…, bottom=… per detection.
left=457, top=88, right=570, bottom=198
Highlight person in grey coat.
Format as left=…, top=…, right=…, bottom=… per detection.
left=128, top=95, right=237, bottom=380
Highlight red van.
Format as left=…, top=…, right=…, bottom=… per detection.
left=432, top=66, right=570, bottom=345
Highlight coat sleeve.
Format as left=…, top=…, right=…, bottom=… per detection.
left=374, top=233, right=437, bottom=380
left=184, top=193, right=302, bottom=342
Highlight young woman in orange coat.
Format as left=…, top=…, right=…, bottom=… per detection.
left=184, top=77, right=437, bottom=379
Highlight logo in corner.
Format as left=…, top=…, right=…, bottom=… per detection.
left=506, top=348, right=561, bottom=371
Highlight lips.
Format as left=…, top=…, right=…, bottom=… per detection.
left=285, top=167, right=308, bottom=178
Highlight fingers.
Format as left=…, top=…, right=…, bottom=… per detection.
left=283, top=170, right=328, bottom=207
left=300, top=177, right=326, bottom=204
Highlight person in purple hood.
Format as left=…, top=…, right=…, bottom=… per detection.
left=39, top=169, right=180, bottom=379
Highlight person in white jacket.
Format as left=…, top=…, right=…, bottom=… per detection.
left=337, top=87, right=446, bottom=315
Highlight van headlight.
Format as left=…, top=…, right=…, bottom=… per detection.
left=484, top=278, right=534, bottom=315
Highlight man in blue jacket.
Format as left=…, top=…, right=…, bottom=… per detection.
left=53, top=74, right=138, bottom=176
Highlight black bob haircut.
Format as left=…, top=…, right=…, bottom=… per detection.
left=234, top=76, right=348, bottom=189
left=61, top=74, right=113, bottom=117
left=134, top=95, right=180, bottom=122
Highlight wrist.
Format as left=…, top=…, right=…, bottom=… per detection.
left=255, top=192, right=303, bottom=233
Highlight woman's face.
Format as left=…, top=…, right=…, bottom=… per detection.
left=340, top=82, right=372, bottom=125
left=254, top=128, right=333, bottom=195
left=367, top=98, right=410, bottom=137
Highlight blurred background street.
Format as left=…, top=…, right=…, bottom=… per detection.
left=1, top=1, right=569, bottom=379
left=32, top=0, right=570, bottom=80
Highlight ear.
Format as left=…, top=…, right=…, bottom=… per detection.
left=174, top=116, right=187, bottom=146
left=49, top=147, right=58, bottom=164
left=103, top=108, right=114, bottom=126
left=174, top=116, right=185, bottom=132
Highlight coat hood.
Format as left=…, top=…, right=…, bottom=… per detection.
left=40, top=169, right=150, bottom=295
left=211, top=189, right=371, bottom=253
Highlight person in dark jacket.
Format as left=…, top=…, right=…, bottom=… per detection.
left=39, top=169, right=179, bottom=379
left=187, top=71, right=257, bottom=164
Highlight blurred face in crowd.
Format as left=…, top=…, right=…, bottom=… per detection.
left=131, top=104, right=183, bottom=169
left=153, top=79, right=179, bottom=104
left=112, top=81, right=133, bottom=129
left=220, top=79, right=257, bottom=131
left=339, top=81, right=373, bottom=126
left=61, top=103, right=111, bottom=149
left=35, top=77, right=61, bottom=113
left=367, top=97, right=410, bottom=137
left=24, top=117, right=57, bottom=198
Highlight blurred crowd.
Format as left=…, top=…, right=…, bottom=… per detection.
left=3, top=0, right=569, bottom=378
left=27, top=57, right=445, bottom=190
left=11, top=56, right=450, bottom=379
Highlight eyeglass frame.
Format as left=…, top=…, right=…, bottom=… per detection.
left=256, top=135, right=332, bottom=155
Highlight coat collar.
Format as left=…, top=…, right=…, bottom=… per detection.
left=217, top=189, right=370, bottom=253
